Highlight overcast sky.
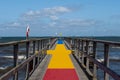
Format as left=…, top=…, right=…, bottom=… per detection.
left=0, top=0, right=120, bottom=36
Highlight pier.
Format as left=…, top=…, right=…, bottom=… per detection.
left=0, top=37, right=120, bottom=80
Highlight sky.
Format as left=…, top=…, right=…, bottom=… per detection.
left=0, top=0, right=120, bottom=36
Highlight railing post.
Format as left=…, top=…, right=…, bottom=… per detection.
left=86, top=41, right=89, bottom=69
left=41, top=40, right=43, bottom=49
left=25, top=42, right=30, bottom=80
left=77, top=39, right=79, bottom=59
left=13, top=44, right=18, bottom=80
left=104, top=44, right=109, bottom=80
left=37, top=40, right=40, bottom=64
left=78, top=40, right=81, bottom=62
left=48, top=39, right=51, bottom=49
left=37, top=40, right=40, bottom=51
left=79, top=40, right=82, bottom=62
left=86, top=41, right=93, bottom=76
left=33, top=41, right=36, bottom=71
left=75, top=39, right=77, bottom=57
left=81, top=40, right=85, bottom=67
left=39, top=40, right=42, bottom=62
left=42, top=40, right=44, bottom=49
left=93, top=42, right=97, bottom=80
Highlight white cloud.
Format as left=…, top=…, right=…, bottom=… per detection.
left=21, top=6, right=71, bottom=21
left=3, top=22, right=21, bottom=27
left=10, top=22, right=20, bottom=26
left=49, top=22, right=57, bottom=26
left=0, top=6, right=104, bottom=36
left=25, top=10, right=35, bottom=16
left=44, top=6, right=71, bottom=15
left=49, top=16, right=59, bottom=20
left=56, top=19, right=98, bottom=28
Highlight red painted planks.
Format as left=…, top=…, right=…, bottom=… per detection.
left=43, top=69, right=79, bottom=80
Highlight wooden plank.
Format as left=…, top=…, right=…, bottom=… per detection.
left=70, top=54, right=89, bottom=80
left=28, top=55, right=51, bottom=80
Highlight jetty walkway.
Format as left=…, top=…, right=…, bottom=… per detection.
left=0, top=37, right=120, bottom=80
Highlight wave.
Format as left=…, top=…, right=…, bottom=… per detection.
left=112, top=46, right=120, bottom=49
left=1, top=55, right=26, bottom=59
left=0, top=66, right=10, bottom=70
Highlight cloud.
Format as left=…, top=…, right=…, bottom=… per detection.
left=21, top=6, right=71, bottom=21
left=44, top=6, right=71, bottom=14
left=53, top=19, right=99, bottom=28
left=6, top=22, right=21, bottom=27
left=49, top=16, right=59, bottom=20
left=0, top=6, right=105, bottom=36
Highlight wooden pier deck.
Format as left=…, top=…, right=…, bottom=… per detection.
left=0, top=37, right=120, bottom=80
left=28, top=54, right=89, bottom=80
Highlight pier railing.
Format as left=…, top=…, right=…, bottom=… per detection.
left=65, top=37, right=120, bottom=80
left=0, top=38, right=56, bottom=80
left=0, top=37, right=120, bottom=80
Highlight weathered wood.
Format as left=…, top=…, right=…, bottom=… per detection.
left=86, top=41, right=93, bottom=76
left=25, top=42, right=30, bottom=80
left=65, top=37, right=120, bottom=80
left=92, top=42, right=97, bottom=80
left=0, top=38, right=53, bottom=80
left=28, top=55, right=51, bottom=80
left=13, top=44, right=18, bottom=80
left=0, top=54, right=36, bottom=80
left=37, top=41, right=40, bottom=64
left=81, top=40, right=86, bottom=68
left=70, top=54, right=89, bottom=80
left=104, top=44, right=109, bottom=80
left=83, top=51, right=120, bottom=80
left=33, top=41, right=36, bottom=71
left=1, top=37, right=120, bottom=80
left=0, top=38, right=48, bottom=47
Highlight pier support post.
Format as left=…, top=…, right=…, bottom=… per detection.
left=93, top=42, right=97, bottom=80
left=86, top=41, right=93, bottom=76
left=13, top=44, right=18, bottom=80
left=25, top=42, right=30, bottom=80
left=37, top=40, right=40, bottom=64
left=81, top=40, right=86, bottom=67
left=33, top=41, right=36, bottom=71
left=104, top=44, right=109, bottom=80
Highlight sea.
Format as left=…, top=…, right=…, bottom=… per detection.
left=0, top=37, right=120, bottom=80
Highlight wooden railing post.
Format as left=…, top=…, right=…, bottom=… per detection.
left=37, top=41, right=40, bottom=51
left=93, top=42, right=97, bottom=80
left=33, top=41, right=36, bottom=71
left=86, top=41, right=93, bottom=76
left=81, top=40, right=85, bottom=67
left=37, top=40, right=40, bottom=64
left=41, top=40, right=43, bottom=49
left=25, top=42, right=30, bottom=80
left=43, top=40, right=44, bottom=49
left=39, top=40, right=42, bottom=62
left=104, top=44, right=109, bottom=80
left=48, top=39, right=51, bottom=49
left=77, top=39, right=79, bottom=59
left=13, top=44, right=18, bottom=80
left=78, top=40, right=81, bottom=62
left=86, top=41, right=89, bottom=69
left=75, top=39, right=77, bottom=57
left=79, top=40, right=82, bottom=62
